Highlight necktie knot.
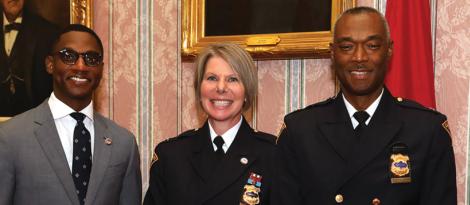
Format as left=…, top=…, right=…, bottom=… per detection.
left=70, top=112, right=86, bottom=123
left=214, top=136, right=225, bottom=153
left=4, top=22, right=21, bottom=33
left=354, top=111, right=370, bottom=127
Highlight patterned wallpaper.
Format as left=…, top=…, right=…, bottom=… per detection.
left=93, top=0, right=470, bottom=203
left=434, top=0, right=470, bottom=203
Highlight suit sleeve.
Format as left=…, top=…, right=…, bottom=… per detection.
left=119, top=134, right=142, bottom=205
left=420, top=116, right=457, bottom=205
left=143, top=145, right=168, bottom=205
left=271, top=120, right=303, bottom=205
left=0, top=129, right=14, bottom=205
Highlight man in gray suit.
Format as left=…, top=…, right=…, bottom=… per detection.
left=0, top=24, right=142, bottom=205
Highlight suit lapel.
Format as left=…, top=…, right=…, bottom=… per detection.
left=189, top=122, right=217, bottom=183
left=33, top=101, right=80, bottom=205
left=200, top=119, right=257, bottom=203
left=85, top=114, right=112, bottom=205
left=336, top=89, right=402, bottom=189
left=318, top=95, right=356, bottom=161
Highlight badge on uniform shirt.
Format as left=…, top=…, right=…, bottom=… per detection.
left=442, top=120, right=452, bottom=136
left=390, top=143, right=412, bottom=184
left=151, top=152, right=158, bottom=166
left=240, top=172, right=262, bottom=205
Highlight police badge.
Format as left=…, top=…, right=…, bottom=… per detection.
left=390, top=143, right=411, bottom=184
left=240, top=172, right=262, bottom=205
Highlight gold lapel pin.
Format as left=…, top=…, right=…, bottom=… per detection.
left=104, top=137, right=112, bottom=145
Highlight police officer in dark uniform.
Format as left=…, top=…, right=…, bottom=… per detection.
left=273, top=7, right=457, bottom=205
left=144, top=43, right=276, bottom=205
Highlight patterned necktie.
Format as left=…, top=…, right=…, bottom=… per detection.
left=353, top=111, right=370, bottom=138
left=4, top=22, right=21, bottom=33
left=214, top=136, right=225, bottom=158
left=70, top=112, right=92, bottom=205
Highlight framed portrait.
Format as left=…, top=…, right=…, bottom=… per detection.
left=0, top=0, right=93, bottom=122
left=182, top=0, right=356, bottom=60
left=28, top=0, right=93, bottom=28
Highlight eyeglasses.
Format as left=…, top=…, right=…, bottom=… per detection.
left=54, top=48, right=103, bottom=67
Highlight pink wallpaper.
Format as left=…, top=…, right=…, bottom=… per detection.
left=256, top=60, right=288, bottom=134
left=435, top=0, right=470, bottom=203
left=94, top=0, right=469, bottom=203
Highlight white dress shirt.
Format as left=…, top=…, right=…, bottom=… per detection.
left=48, top=92, right=95, bottom=173
left=208, top=116, right=243, bottom=153
left=3, top=13, right=22, bottom=56
left=343, top=89, right=383, bottom=129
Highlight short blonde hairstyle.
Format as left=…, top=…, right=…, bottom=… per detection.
left=194, top=43, right=257, bottom=112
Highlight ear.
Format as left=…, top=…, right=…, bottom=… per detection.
left=387, top=40, right=394, bottom=57
left=45, top=56, right=54, bottom=74
left=329, top=43, right=335, bottom=60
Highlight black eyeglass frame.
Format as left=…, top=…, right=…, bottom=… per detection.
left=53, top=48, right=103, bottom=67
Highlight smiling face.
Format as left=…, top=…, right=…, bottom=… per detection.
left=331, top=12, right=393, bottom=104
left=1, top=0, right=24, bottom=22
left=200, top=56, right=245, bottom=127
left=46, top=31, right=103, bottom=111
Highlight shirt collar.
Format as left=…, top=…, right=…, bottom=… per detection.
left=48, top=92, right=94, bottom=121
left=3, top=12, right=22, bottom=26
left=343, top=88, right=383, bottom=126
left=208, top=116, right=243, bottom=149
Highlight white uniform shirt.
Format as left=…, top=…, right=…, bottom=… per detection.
left=208, top=116, right=243, bottom=153
left=343, top=89, right=383, bottom=129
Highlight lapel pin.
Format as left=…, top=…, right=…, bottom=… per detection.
left=104, top=137, right=112, bottom=145
left=240, top=157, right=248, bottom=165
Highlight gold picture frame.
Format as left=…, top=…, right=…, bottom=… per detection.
left=71, top=0, right=94, bottom=28
left=182, top=0, right=355, bottom=60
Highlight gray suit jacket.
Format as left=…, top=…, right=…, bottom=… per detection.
left=0, top=100, right=142, bottom=205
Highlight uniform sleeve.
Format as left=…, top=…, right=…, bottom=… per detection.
left=143, top=145, right=168, bottom=205
left=420, top=117, right=457, bottom=205
left=271, top=121, right=303, bottom=205
left=119, top=134, right=142, bottom=205
left=0, top=129, right=14, bottom=205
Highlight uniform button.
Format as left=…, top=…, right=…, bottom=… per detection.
left=372, top=198, right=381, bottom=205
left=335, top=194, right=344, bottom=203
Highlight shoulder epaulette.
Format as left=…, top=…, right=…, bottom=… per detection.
left=288, top=97, right=335, bottom=115
left=159, top=128, right=198, bottom=145
left=252, top=129, right=276, bottom=144
left=395, top=97, right=441, bottom=115
left=305, top=97, right=335, bottom=109
left=151, top=128, right=198, bottom=166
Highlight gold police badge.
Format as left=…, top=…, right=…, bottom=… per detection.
left=390, top=153, right=411, bottom=184
left=240, top=173, right=262, bottom=205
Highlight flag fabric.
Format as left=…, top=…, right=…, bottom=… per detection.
left=385, top=0, right=436, bottom=108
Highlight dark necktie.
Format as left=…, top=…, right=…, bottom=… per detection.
left=70, top=112, right=92, bottom=205
left=4, top=23, right=21, bottom=33
left=214, top=136, right=225, bottom=158
left=353, top=111, right=370, bottom=138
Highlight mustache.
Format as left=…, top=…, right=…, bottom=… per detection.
left=351, top=64, right=367, bottom=70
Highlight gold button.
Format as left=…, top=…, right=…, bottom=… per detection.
left=335, top=194, right=344, bottom=203
left=372, top=198, right=381, bottom=205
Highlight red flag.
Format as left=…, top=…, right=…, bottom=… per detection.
left=385, top=0, right=436, bottom=108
